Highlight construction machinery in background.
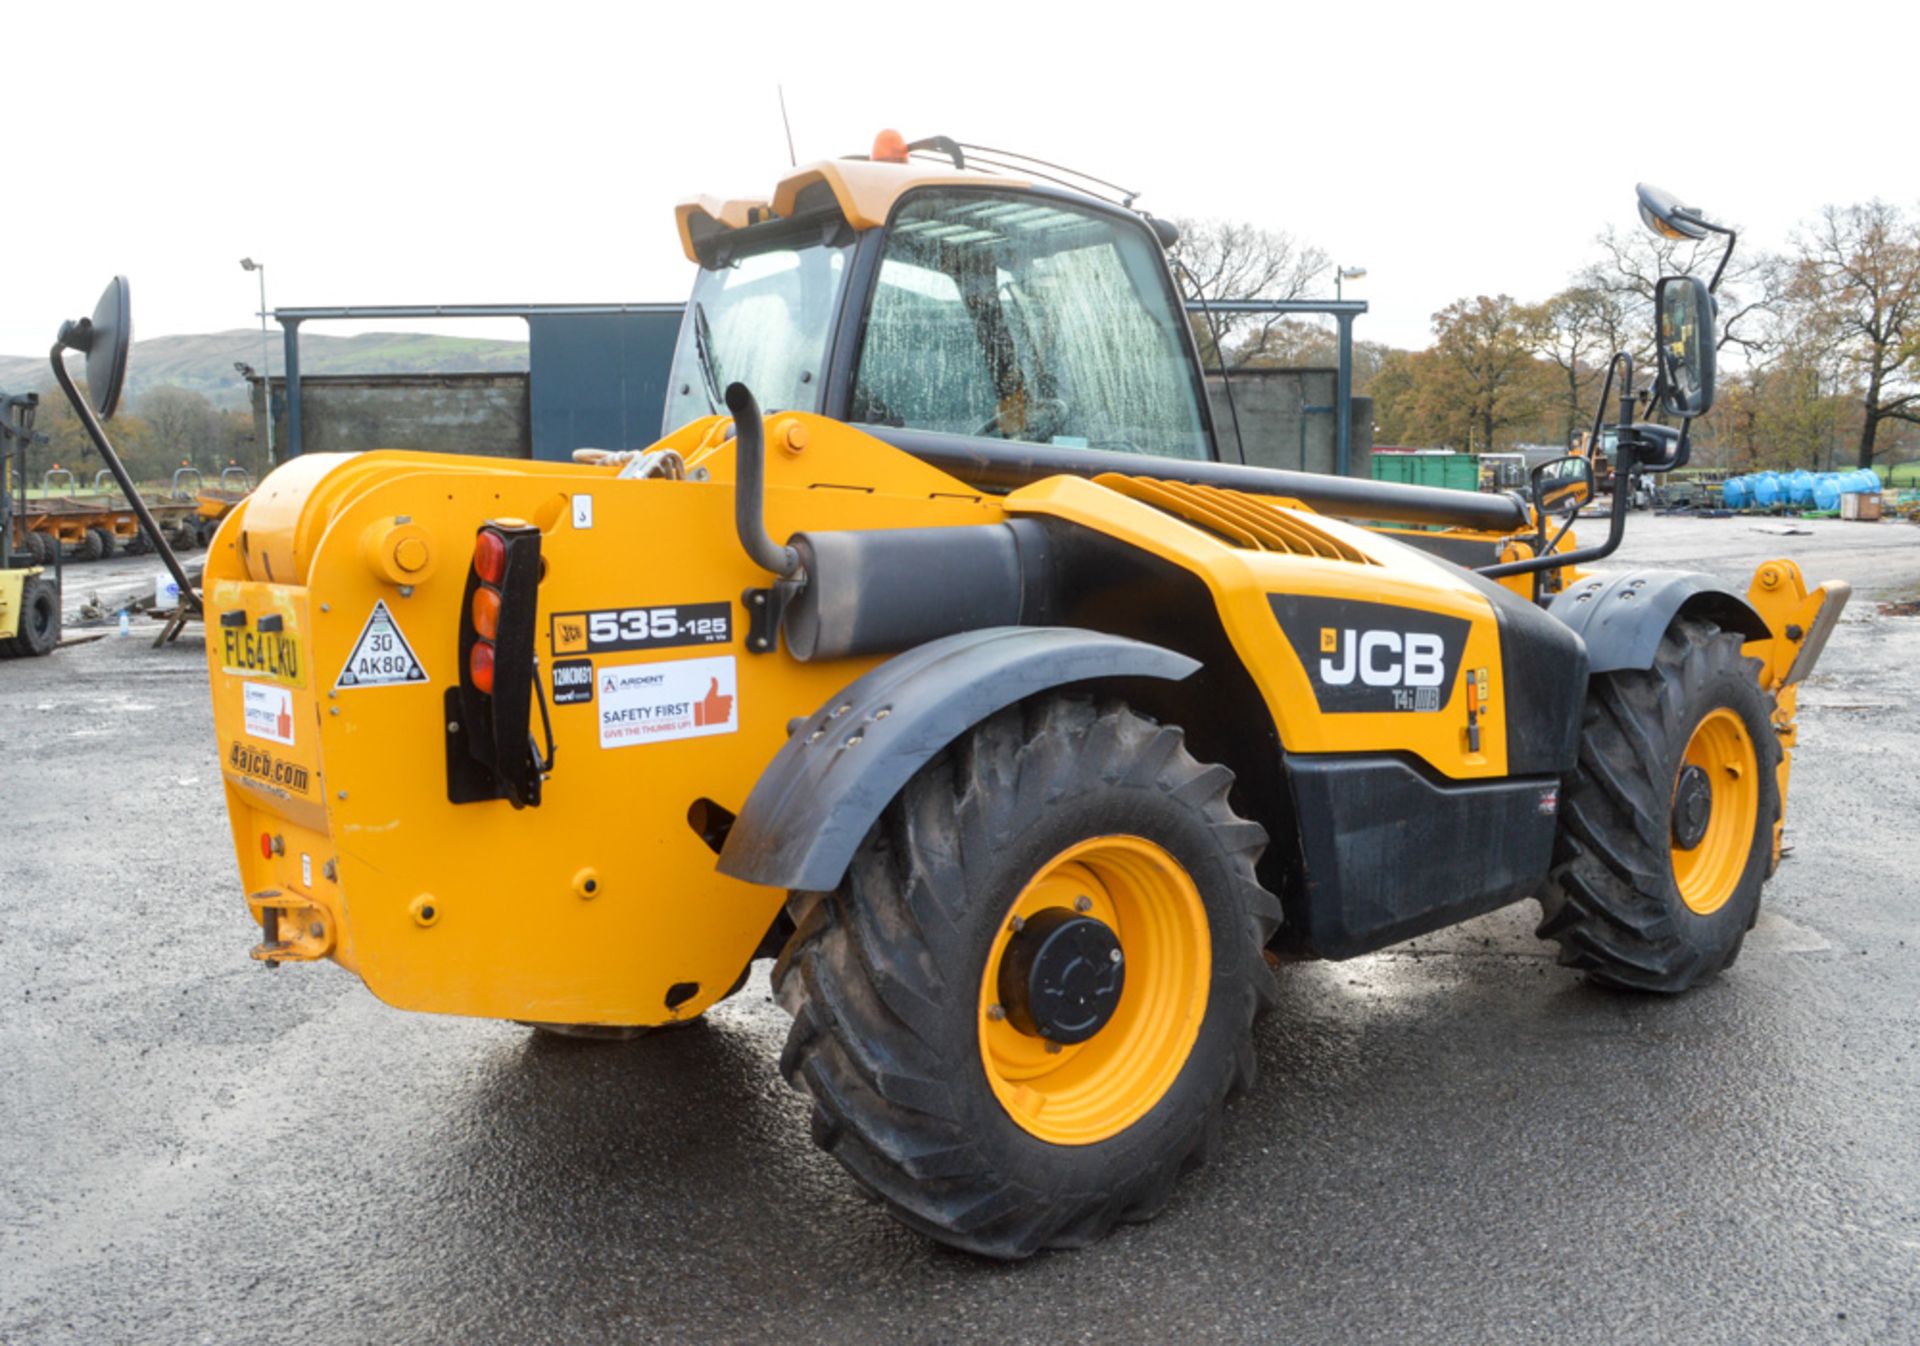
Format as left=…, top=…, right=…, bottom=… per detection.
left=1, top=390, right=60, bottom=656
left=1575, top=427, right=1654, bottom=510
left=57, top=148, right=1849, bottom=1257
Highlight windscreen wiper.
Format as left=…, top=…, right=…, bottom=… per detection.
left=692, top=301, right=725, bottom=414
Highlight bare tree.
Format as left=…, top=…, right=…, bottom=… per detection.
left=1581, top=223, right=1774, bottom=359
left=1533, top=286, right=1616, bottom=444
left=1169, top=219, right=1331, bottom=369
left=1781, top=200, right=1920, bottom=470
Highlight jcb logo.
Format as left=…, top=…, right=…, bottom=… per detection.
left=1271, top=594, right=1470, bottom=715
left=1317, top=628, right=1448, bottom=689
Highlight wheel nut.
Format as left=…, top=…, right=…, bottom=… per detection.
left=1074, top=895, right=1092, bottom=913
left=987, top=1003, right=1007, bottom=1022
left=1009, top=915, right=1025, bottom=933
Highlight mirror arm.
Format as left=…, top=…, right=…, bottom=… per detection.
left=1478, top=350, right=1634, bottom=582
left=1478, top=452, right=1631, bottom=580
left=47, top=340, right=202, bottom=614
left=1673, top=209, right=1738, bottom=294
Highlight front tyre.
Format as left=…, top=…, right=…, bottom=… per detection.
left=773, top=697, right=1279, bottom=1258
left=1538, top=616, right=1781, bottom=992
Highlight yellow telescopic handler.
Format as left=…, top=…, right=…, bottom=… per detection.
left=54, top=142, right=1850, bottom=1257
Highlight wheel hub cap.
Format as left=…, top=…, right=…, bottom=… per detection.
left=998, top=908, right=1125, bottom=1044
left=1672, top=763, right=1714, bottom=850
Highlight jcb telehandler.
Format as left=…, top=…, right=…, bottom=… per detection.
left=55, top=142, right=1849, bottom=1257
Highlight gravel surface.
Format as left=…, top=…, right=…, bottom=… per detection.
left=3, top=514, right=1917, bottom=1344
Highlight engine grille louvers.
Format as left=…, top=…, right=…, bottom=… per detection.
left=1094, top=474, right=1378, bottom=564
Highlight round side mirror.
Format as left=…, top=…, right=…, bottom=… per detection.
left=1636, top=184, right=1709, bottom=242
left=56, top=276, right=133, bottom=421
left=1655, top=275, right=1716, bottom=418
left=1531, top=454, right=1594, bottom=519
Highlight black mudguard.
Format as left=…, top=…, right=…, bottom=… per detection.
left=1549, top=569, right=1769, bottom=674
left=716, top=626, right=1200, bottom=893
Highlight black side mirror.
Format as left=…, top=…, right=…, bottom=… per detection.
left=1531, top=454, right=1594, bottom=519
left=1654, top=275, right=1715, bottom=418
left=55, top=277, right=133, bottom=420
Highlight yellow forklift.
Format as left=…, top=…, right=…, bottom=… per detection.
left=1, top=391, right=60, bottom=657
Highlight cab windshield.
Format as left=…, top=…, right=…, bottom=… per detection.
left=853, top=190, right=1210, bottom=459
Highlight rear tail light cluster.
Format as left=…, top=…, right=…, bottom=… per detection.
left=452, top=520, right=552, bottom=809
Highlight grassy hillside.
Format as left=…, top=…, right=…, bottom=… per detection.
left=0, top=329, right=530, bottom=411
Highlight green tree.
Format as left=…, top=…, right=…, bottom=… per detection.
left=1425, top=296, right=1551, bottom=451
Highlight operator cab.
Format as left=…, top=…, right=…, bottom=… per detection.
left=665, top=145, right=1216, bottom=464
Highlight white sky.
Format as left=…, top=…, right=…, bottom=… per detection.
left=7, top=0, right=1915, bottom=362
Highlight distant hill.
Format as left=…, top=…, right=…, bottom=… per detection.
left=0, top=329, right=531, bottom=411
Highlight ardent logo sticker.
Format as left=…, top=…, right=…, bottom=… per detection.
left=1270, top=594, right=1469, bottom=713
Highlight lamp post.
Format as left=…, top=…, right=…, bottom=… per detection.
left=240, top=258, right=274, bottom=466
left=1336, top=265, right=1368, bottom=302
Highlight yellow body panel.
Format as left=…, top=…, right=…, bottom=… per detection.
left=0, top=568, right=25, bottom=639
left=207, top=418, right=1003, bottom=1026
left=1006, top=475, right=1512, bottom=778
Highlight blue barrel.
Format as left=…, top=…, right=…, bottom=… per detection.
left=1813, top=474, right=1842, bottom=511
left=1752, top=472, right=1781, bottom=507
left=1788, top=470, right=1816, bottom=507
left=1722, top=476, right=1749, bottom=509
left=1842, top=468, right=1882, bottom=495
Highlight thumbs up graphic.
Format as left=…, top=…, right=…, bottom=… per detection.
left=694, top=676, right=733, bottom=728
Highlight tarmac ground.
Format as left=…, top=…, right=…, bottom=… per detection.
left=3, top=512, right=1918, bottom=1343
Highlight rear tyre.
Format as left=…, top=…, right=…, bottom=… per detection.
left=89, top=526, right=116, bottom=560
left=773, top=697, right=1279, bottom=1258
left=79, top=529, right=105, bottom=561
left=24, top=531, right=51, bottom=565
left=124, top=530, right=151, bottom=556
left=1537, top=616, right=1780, bottom=992
left=4, top=577, right=60, bottom=657
left=171, top=522, right=200, bottom=553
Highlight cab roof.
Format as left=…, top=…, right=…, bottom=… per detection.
left=675, top=157, right=1032, bottom=264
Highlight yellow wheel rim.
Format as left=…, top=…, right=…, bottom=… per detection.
left=977, top=835, right=1211, bottom=1146
left=1671, top=707, right=1760, bottom=916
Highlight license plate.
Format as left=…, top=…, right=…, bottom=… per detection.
left=220, top=626, right=306, bottom=687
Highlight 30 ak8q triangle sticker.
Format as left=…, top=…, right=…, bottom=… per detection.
left=335, top=599, right=428, bottom=689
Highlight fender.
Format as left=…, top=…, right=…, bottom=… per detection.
left=1550, top=569, right=1770, bottom=673
left=716, top=626, right=1200, bottom=892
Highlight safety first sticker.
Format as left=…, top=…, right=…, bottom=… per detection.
left=598, top=655, right=737, bottom=748
left=243, top=681, right=295, bottom=746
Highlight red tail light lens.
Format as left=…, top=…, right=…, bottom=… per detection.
left=473, top=530, right=506, bottom=585
left=471, top=587, right=501, bottom=641
left=260, top=832, right=274, bottom=860
left=470, top=641, right=495, bottom=695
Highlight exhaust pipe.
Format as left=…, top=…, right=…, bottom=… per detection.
left=724, top=383, right=801, bottom=579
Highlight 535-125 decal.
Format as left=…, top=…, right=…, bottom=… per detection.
left=551, top=602, right=732, bottom=656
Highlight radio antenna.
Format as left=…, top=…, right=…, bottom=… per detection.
left=777, top=85, right=797, bottom=167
